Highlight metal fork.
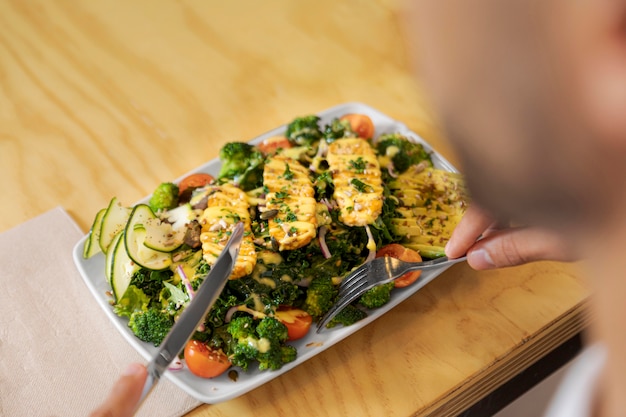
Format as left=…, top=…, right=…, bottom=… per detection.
left=316, top=255, right=467, bottom=331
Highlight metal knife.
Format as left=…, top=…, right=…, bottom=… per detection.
left=136, top=221, right=244, bottom=408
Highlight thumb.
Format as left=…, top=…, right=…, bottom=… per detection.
left=466, top=227, right=577, bottom=270
left=89, top=363, right=148, bottom=417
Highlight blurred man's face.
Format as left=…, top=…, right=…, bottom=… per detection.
left=405, top=1, right=626, bottom=234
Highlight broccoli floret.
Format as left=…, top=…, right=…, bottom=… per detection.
left=226, top=316, right=295, bottom=371
left=149, top=182, right=179, bottom=213
left=229, top=341, right=258, bottom=371
left=285, top=115, right=323, bottom=146
left=358, top=282, right=395, bottom=309
left=303, top=275, right=338, bottom=319
left=256, top=341, right=285, bottom=371
left=256, top=332, right=296, bottom=370
left=280, top=345, right=297, bottom=364
left=218, top=142, right=265, bottom=191
left=327, top=305, right=368, bottom=328
left=376, top=134, right=432, bottom=174
left=128, top=308, right=174, bottom=346
left=256, top=317, right=288, bottom=343
left=226, top=316, right=256, bottom=340
left=323, top=117, right=356, bottom=142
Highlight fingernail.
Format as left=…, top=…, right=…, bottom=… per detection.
left=469, top=248, right=495, bottom=269
left=444, top=239, right=453, bottom=255
left=122, top=363, right=144, bottom=377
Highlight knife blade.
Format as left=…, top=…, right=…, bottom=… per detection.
left=136, top=221, right=245, bottom=408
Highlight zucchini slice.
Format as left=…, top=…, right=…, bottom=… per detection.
left=124, top=205, right=172, bottom=270
left=105, top=230, right=122, bottom=286
left=143, top=217, right=184, bottom=253
left=83, top=208, right=106, bottom=259
left=99, top=197, right=131, bottom=253
left=111, top=229, right=139, bottom=301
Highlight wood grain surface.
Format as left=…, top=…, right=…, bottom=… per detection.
left=0, top=1, right=590, bottom=416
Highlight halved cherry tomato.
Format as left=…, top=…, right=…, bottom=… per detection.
left=376, top=244, right=422, bottom=288
left=257, top=136, right=293, bottom=156
left=184, top=340, right=231, bottom=378
left=274, top=306, right=313, bottom=341
left=340, top=114, right=375, bottom=139
left=178, top=173, right=214, bottom=202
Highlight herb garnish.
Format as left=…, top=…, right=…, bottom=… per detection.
left=350, top=178, right=374, bottom=193
left=281, top=164, right=294, bottom=180
left=348, top=157, right=366, bottom=174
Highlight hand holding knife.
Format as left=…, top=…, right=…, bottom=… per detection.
left=134, top=222, right=244, bottom=411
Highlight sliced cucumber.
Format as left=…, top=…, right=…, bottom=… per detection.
left=99, top=197, right=131, bottom=253
left=125, top=204, right=156, bottom=229
left=83, top=208, right=106, bottom=259
left=105, top=230, right=123, bottom=285
left=111, top=229, right=140, bottom=301
left=124, top=205, right=172, bottom=270
left=143, top=217, right=184, bottom=253
left=126, top=226, right=172, bottom=270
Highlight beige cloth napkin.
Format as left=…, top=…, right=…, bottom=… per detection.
left=0, top=207, right=201, bottom=417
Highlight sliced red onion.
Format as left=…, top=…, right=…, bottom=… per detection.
left=225, top=306, right=239, bottom=323
left=320, top=198, right=338, bottom=210
left=365, top=225, right=376, bottom=263
left=313, top=140, right=328, bottom=161
left=224, top=305, right=268, bottom=323
left=177, top=265, right=195, bottom=301
left=318, top=226, right=331, bottom=259
left=309, top=141, right=329, bottom=171
left=387, top=163, right=399, bottom=178
left=168, top=359, right=183, bottom=371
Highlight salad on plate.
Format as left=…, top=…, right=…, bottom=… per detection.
left=81, top=108, right=468, bottom=382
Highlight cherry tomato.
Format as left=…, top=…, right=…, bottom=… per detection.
left=274, top=307, right=313, bottom=341
left=184, top=340, right=231, bottom=378
left=178, top=173, right=214, bottom=201
left=257, top=136, right=293, bottom=155
left=340, top=114, right=375, bottom=139
left=376, top=244, right=423, bottom=288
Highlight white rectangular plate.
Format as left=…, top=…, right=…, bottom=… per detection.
left=72, top=102, right=459, bottom=403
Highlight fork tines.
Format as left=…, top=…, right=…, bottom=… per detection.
left=335, top=265, right=369, bottom=297
left=316, top=263, right=372, bottom=331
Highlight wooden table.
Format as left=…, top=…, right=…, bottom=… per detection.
left=0, top=0, right=590, bottom=415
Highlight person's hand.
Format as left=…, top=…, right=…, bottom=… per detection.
left=89, top=363, right=147, bottom=417
left=445, top=205, right=578, bottom=270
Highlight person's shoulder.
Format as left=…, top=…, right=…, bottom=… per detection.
left=543, top=344, right=607, bottom=417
